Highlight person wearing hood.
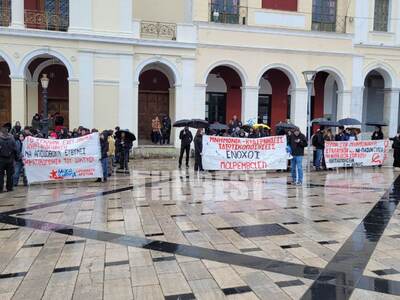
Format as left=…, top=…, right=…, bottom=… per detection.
left=0, top=126, right=17, bottom=192
left=31, top=114, right=41, bottom=131
left=10, top=121, right=22, bottom=138
left=194, top=129, right=204, bottom=172
left=178, top=126, right=193, bottom=169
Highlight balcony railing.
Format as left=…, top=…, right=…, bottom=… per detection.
left=209, top=3, right=247, bottom=25
left=0, top=7, right=10, bottom=27
left=24, top=9, right=69, bottom=31
left=312, top=14, right=347, bottom=33
left=140, top=21, right=177, bottom=40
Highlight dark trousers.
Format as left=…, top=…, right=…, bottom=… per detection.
left=179, top=145, right=190, bottom=167
left=194, top=153, right=203, bottom=171
left=13, top=161, right=27, bottom=186
left=119, top=150, right=129, bottom=170
left=0, top=159, right=14, bottom=192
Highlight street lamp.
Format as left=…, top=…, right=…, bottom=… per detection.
left=302, top=70, right=317, bottom=173
left=40, top=73, right=50, bottom=137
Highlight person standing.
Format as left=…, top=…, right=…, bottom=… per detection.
left=392, top=131, right=400, bottom=170
left=312, top=129, right=325, bottom=171
left=107, top=130, right=115, bottom=176
left=151, top=116, right=162, bottom=144
left=118, top=132, right=133, bottom=174
left=194, top=128, right=204, bottom=172
left=13, top=133, right=27, bottom=187
left=10, top=121, right=22, bottom=138
left=0, top=127, right=17, bottom=192
left=372, top=126, right=384, bottom=140
left=97, top=132, right=109, bottom=182
left=162, top=115, right=171, bottom=145
left=179, top=126, right=193, bottom=169
left=288, top=128, right=307, bottom=185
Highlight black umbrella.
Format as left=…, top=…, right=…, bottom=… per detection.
left=311, top=118, right=329, bottom=124
left=366, top=122, right=388, bottom=127
left=173, top=119, right=191, bottom=128
left=242, top=124, right=252, bottom=133
left=318, top=120, right=341, bottom=127
left=189, top=119, right=209, bottom=129
left=338, top=118, right=361, bottom=126
left=115, top=129, right=136, bottom=142
left=210, top=122, right=229, bottom=131
left=275, top=122, right=298, bottom=130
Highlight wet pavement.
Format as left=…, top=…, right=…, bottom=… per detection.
left=0, top=159, right=399, bottom=299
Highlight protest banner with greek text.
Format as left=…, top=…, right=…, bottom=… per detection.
left=23, top=133, right=102, bottom=183
left=202, top=135, right=287, bottom=171
left=324, top=140, right=390, bottom=168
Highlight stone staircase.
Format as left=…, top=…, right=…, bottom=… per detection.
left=132, top=145, right=180, bottom=159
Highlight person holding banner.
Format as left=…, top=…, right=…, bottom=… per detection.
left=13, top=133, right=27, bottom=187
left=97, top=131, right=109, bottom=182
left=194, top=129, right=204, bottom=172
left=288, top=128, right=307, bottom=185
left=372, top=126, right=384, bottom=140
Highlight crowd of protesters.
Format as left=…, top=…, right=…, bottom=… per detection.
left=0, top=113, right=134, bottom=192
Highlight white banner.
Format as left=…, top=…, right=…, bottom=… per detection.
left=23, top=133, right=103, bottom=184
left=324, top=140, right=390, bottom=168
left=202, top=135, right=287, bottom=171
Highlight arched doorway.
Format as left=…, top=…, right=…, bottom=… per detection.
left=138, top=65, right=174, bottom=145
left=25, top=56, right=69, bottom=129
left=258, top=69, right=292, bottom=131
left=363, top=70, right=386, bottom=132
left=0, top=60, right=11, bottom=126
left=205, top=66, right=243, bottom=124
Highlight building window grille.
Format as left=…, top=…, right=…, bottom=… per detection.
left=312, top=0, right=337, bottom=32
left=374, top=0, right=389, bottom=32
left=0, top=0, right=11, bottom=27
left=25, top=0, right=69, bottom=31
left=210, top=0, right=240, bottom=24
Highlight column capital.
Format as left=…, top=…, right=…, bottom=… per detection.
left=195, top=83, right=207, bottom=88
left=241, top=86, right=259, bottom=91
left=289, top=88, right=307, bottom=93
left=9, top=76, right=25, bottom=81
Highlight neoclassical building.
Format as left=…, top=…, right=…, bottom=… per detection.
left=0, top=0, right=399, bottom=147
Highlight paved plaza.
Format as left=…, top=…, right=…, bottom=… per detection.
left=0, top=160, right=399, bottom=299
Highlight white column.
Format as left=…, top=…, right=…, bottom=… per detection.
left=384, top=88, right=400, bottom=137
left=26, top=81, right=38, bottom=122
left=78, top=52, right=94, bottom=128
left=11, top=0, right=24, bottom=29
left=120, top=0, right=133, bottom=34
left=69, top=0, right=92, bottom=33
left=132, top=81, right=139, bottom=148
left=184, top=0, right=193, bottom=23
left=68, top=78, right=80, bottom=129
left=336, top=90, right=352, bottom=120
left=354, top=0, right=369, bottom=44
left=194, top=84, right=207, bottom=119
left=119, top=54, right=134, bottom=131
left=290, top=88, right=308, bottom=133
left=241, top=86, right=259, bottom=125
left=10, top=76, right=26, bottom=125
left=351, top=86, right=364, bottom=121
left=395, top=0, right=400, bottom=44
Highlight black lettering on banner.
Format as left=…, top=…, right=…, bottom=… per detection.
left=225, top=151, right=261, bottom=160
left=24, top=150, right=32, bottom=158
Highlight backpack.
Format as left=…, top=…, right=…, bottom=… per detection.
left=0, top=137, right=15, bottom=158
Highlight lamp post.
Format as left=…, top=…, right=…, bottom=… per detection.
left=40, top=74, right=50, bottom=137
left=302, top=70, right=317, bottom=173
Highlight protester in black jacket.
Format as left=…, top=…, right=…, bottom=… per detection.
left=392, top=131, right=400, bottom=169
left=13, top=133, right=27, bottom=187
left=194, top=129, right=204, bottom=172
left=372, top=126, right=384, bottom=140
left=288, top=128, right=307, bottom=185
left=0, top=126, right=17, bottom=192
left=97, top=131, right=109, bottom=182
left=179, top=126, right=193, bottom=169
left=312, top=129, right=325, bottom=171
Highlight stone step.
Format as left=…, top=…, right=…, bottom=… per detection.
left=132, top=146, right=182, bottom=159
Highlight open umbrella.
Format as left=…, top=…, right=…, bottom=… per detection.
left=241, top=124, right=252, bottom=133
left=173, top=119, right=191, bottom=128
left=189, top=119, right=209, bottom=129
left=253, top=124, right=271, bottom=130
left=366, top=122, right=388, bottom=127
left=338, top=118, right=362, bottom=126
left=311, top=118, right=329, bottom=124
left=275, top=122, right=298, bottom=130
left=210, top=122, right=229, bottom=131
left=115, top=129, right=136, bottom=142
left=318, top=120, right=341, bottom=127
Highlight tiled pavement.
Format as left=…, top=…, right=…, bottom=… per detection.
left=0, top=159, right=399, bottom=299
